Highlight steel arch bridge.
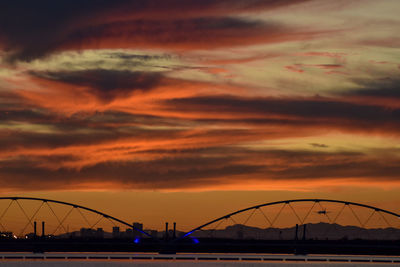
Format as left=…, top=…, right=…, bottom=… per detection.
left=181, top=199, right=400, bottom=240
left=0, top=197, right=154, bottom=239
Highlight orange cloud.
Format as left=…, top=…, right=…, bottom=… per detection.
left=1, top=0, right=399, bottom=195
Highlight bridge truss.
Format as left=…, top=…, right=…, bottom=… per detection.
left=0, top=197, right=154, bottom=239
left=1, top=197, right=400, bottom=241
left=182, top=199, right=400, bottom=241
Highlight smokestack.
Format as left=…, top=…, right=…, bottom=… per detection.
left=173, top=222, right=176, bottom=239
left=165, top=222, right=169, bottom=241
left=302, top=224, right=306, bottom=241
left=42, top=221, right=45, bottom=237
left=295, top=224, right=298, bottom=240
left=34, top=221, right=37, bottom=237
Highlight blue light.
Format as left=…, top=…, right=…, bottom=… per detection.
left=192, top=237, right=199, bottom=244
left=134, top=237, right=140, bottom=244
left=183, top=231, right=194, bottom=238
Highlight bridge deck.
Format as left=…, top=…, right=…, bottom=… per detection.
left=0, top=252, right=399, bottom=264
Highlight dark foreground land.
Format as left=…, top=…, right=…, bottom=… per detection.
left=1, top=238, right=400, bottom=256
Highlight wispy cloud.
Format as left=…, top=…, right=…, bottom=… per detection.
left=0, top=0, right=399, bottom=192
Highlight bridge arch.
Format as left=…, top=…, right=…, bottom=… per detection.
left=181, top=199, right=400, bottom=239
left=0, top=197, right=154, bottom=239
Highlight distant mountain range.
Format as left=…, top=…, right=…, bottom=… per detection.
left=52, top=222, right=400, bottom=241
left=190, top=223, right=400, bottom=240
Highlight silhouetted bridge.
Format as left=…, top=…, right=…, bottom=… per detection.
left=0, top=197, right=400, bottom=254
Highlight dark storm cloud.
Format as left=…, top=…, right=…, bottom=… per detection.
left=166, top=95, right=400, bottom=131
left=31, top=70, right=164, bottom=101
left=0, top=155, right=262, bottom=191
left=0, top=108, right=58, bottom=125
left=224, top=149, right=400, bottom=182
left=0, top=0, right=310, bottom=62
left=347, top=78, right=400, bottom=99
left=0, top=124, right=182, bottom=152
left=0, top=105, right=187, bottom=154
left=65, top=16, right=265, bottom=44
left=0, top=0, right=127, bottom=62
left=310, top=143, right=329, bottom=148
left=108, top=53, right=169, bottom=60
left=0, top=130, right=113, bottom=151
left=0, top=147, right=399, bottom=191
left=86, top=111, right=184, bottom=127
left=55, top=17, right=298, bottom=53
left=264, top=158, right=400, bottom=180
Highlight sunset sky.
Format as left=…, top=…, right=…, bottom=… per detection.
left=0, top=0, right=400, bottom=230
